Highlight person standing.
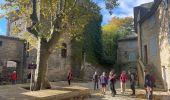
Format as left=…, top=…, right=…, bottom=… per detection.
left=100, top=72, right=108, bottom=95
left=144, top=71, right=154, bottom=100
left=27, top=72, right=31, bottom=82
left=67, top=70, right=72, bottom=85
left=109, top=70, right=116, bottom=97
left=93, top=71, right=99, bottom=90
left=11, top=71, right=17, bottom=85
left=120, top=71, right=127, bottom=95
left=129, top=71, right=136, bottom=95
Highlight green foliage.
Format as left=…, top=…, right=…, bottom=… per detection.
left=102, top=17, right=133, bottom=66
left=82, top=15, right=103, bottom=65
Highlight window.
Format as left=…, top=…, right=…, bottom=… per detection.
left=61, top=43, right=67, bottom=58
left=128, top=52, right=136, bottom=61
left=0, top=41, right=2, bottom=46
left=128, top=41, right=136, bottom=48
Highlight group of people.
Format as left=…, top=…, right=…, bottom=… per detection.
left=92, top=70, right=136, bottom=97
left=11, top=68, right=155, bottom=99
left=92, top=70, right=156, bottom=99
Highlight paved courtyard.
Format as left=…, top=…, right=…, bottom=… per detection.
left=0, top=81, right=168, bottom=100
left=70, top=81, right=170, bottom=100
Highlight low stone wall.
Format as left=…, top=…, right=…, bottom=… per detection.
left=82, top=63, right=108, bottom=81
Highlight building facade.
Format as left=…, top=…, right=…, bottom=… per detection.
left=0, top=35, right=26, bottom=83
left=117, top=37, right=138, bottom=73
left=7, top=17, right=75, bottom=82
left=134, top=0, right=170, bottom=90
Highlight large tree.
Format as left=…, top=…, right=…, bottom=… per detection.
left=102, top=17, right=133, bottom=66
left=0, top=0, right=119, bottom=90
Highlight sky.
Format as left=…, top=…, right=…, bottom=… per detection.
left=0, top=0, right=153, bottom=36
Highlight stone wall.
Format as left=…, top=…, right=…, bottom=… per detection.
left=117, top=38, right=138, bottom=63
left=26, top=33, right=72, bottom=81
left=0, top=36, right=26, bottom=82
left=139, top=4, right=163, bottom=88
left=81, top=63, right=108, bottom=81
left=136, top=1, right=170, bottom=90
left=7, top=17, right=81, bottom=82
left=117, top=37, right=138, bottom=73
left=158, top=2, right=170, bottom=91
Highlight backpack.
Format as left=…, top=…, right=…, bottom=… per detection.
left=131, top=73, right=137, bottom=81
left=145, top=74, right=154, bottom=87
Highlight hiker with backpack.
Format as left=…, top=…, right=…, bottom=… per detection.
left=100, top=72, right=108, bottom=95
left=128, top=71, right=136, bottom=95
left=144, top=70, right=155, bottom=100
left=120, top=71, right=128, bottom=95
left=109, top=70, right=117, bottom=97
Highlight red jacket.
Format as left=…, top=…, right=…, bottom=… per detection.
left=120, top=73, right=127, bottom=83
left=11, top=72, right=17, bottom=81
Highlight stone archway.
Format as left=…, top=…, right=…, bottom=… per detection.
left=1, top=60, right=23, bottom=83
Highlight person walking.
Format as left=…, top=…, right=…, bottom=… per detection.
left=11, top=71, right=17, bottom=85
left=100, top=72, right=108, bottom=95
left=120, top=71, right=127, bottom=95
left=129, top=71, right=136, bottom=95
left=67, top=70, right=72, bottom=85
left=109, top=70, right=116, bottom=97
left=93, top=71, right=99, bottom=90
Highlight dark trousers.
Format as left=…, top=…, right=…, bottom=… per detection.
left=12, top=80, right=16, bottom=85
left=94, top=81, right=98, bottom=90
left=131, top=83, right=135, bottom=95
left=68, top=80, right=71, bottom=85
left=110, top=83, right=116, bottom=95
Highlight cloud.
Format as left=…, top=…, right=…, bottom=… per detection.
left=98, top=0, right=154, bottom=25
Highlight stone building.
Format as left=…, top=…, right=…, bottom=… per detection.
left=7, top=16, right=75, bottom=82
left=117, top=37, right=138, bottom=73
left=0, top=35, right=26, bottom=83
left=134, top=0, right=170, bottom=90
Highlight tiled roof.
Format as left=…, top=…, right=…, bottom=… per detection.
left=134, top=0, right=162, bottom=32
left=118, top=37, right=137, bottom=42
left=0, top=35, right=25, bottom=41
left=134, top=2, right=154, bottom=32
left=139, top=0, right=162, bottom=24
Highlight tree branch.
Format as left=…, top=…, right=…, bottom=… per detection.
left=47, top=0, right=78, bottom=53
left=47, top=14, right=62, bottom=53
left=27, top=0, right=39, bottom=38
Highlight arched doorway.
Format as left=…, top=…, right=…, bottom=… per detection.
left=1, top=60, right=22, bottom=84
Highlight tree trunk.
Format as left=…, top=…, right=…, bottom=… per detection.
left=34, top=38, right=51, bottom=90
